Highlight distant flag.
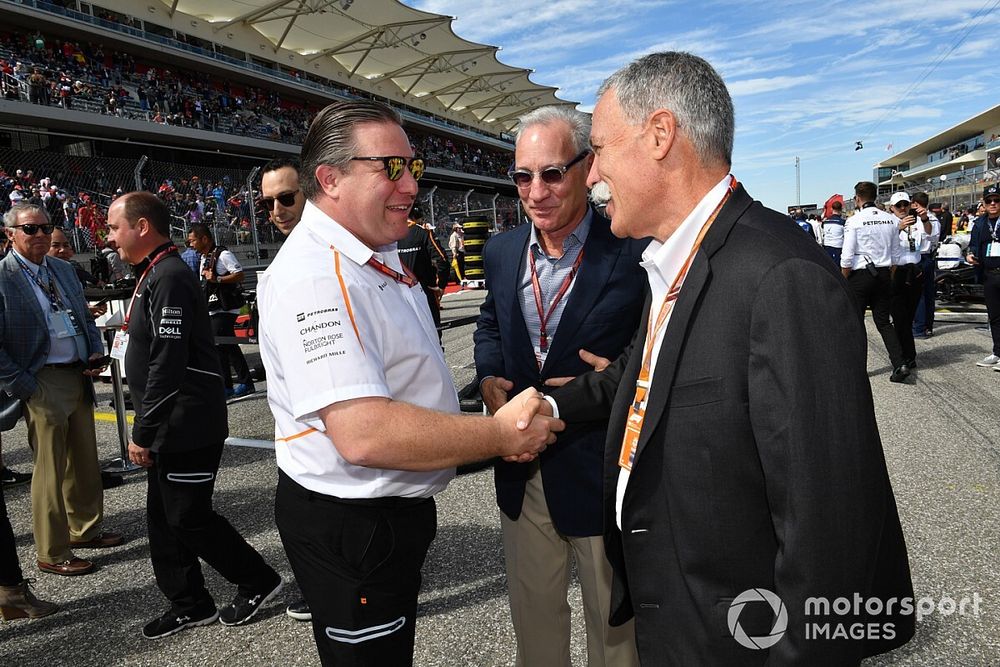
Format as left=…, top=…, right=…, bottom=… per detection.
left=822, top=194, right=844, bottom=220
left=886, top=142, right=893, bottom=152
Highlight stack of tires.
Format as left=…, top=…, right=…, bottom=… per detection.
left=462, top=218, right=490, bottom=284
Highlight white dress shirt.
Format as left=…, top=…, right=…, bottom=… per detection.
left=841, top=205, right=903, bottom=270
left=258, top=201, right=456, bottom=499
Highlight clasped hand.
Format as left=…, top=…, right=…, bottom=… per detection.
left=493, top=387, right=563, bottom=465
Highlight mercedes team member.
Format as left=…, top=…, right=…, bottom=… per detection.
left=107, top=192, right=282, bottom=640
left=841, top=181, right=909, bottom=383
left=968, top=183, right=1000, bottom=369
left=258, top=100, right=562, bottom=666
left=887, top=191, right=926, bottom=370
left=911, top=191, right=940, bottom=340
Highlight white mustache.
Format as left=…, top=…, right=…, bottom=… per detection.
left=589, top=181, right=611, bottom=206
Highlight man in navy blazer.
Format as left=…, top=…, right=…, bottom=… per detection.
left=474, top=107, right=645, bottom=666
left=0, top=204, right=121, bottom=577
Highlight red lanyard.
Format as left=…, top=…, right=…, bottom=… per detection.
left=529, top=245, right=585, bottom=362
left=123, top=246, right=177, bottom=332
left=367, top=255, right=418, bottom=287
left=619, top=176, right=737, bottom=471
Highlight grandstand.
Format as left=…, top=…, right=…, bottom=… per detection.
left=0, top=0, right=574, bottom=266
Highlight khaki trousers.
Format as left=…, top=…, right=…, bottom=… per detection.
left=500, top=463, right=638, bottom=667
left=23, top=367, right=103, bottom=564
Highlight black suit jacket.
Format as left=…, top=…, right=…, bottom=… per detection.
left=553, top=186, right=914, bottom=664
left=474, top=210, right=646, bottom=536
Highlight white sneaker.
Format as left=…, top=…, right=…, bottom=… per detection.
left=976, top=354, right=1000, bottom=367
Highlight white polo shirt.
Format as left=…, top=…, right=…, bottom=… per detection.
left=841, top=205, right=902, bottom=271
left=258, top=201, right=456, bottom=499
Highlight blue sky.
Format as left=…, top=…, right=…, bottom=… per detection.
left=408, top=0, right=1000, bottom=211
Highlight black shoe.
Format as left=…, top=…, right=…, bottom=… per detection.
left=101, top=471, right=124, bottom=489
left=219, top=574, right=282, bottom=626
left=902, top=358, right=917, bottom=369
left=142, top=605, right=219, bottom=640
left=286, top=599, right=311, bottom=622
left=0, top=467, right=31, bottom=488
left=890, top=364, right=911, bottom=383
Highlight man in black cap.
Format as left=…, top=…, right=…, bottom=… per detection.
left=397, top=206, right=445, bottom=332
left=968, top=183, right=1000, bottom=369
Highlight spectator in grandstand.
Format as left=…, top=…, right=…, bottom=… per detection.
left=844, top=183, right=910, bottom=383
left=911, top=192, right=940, bottom=340
left=532, top=52, right=914, bottom=664
left=257, top=100, right=561, bottom=667
left=106, top=192, right=283, bottom=639
left=186, top=223, right=254, bottom=398
left=475, top=106, right=643, bottom=667
left=259, top=157, right=305, bottom=237
left=967, top=183, right=1000, bottom=369
left=822, top=199, right=846, bottom=263
left=27, top=67, right=46, bottom=105
left=0, top=203, right=122, bottom=577
left=449, top=222, right=465, bottom=279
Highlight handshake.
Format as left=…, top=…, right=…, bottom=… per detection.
left=492, top=387, right=563, bottom=464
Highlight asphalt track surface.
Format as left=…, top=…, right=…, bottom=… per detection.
left=0, top=290, right=997, bottom=666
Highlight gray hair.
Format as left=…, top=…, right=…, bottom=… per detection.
left=516, top=106, right=591, bottom=154
left=3, top=203, right=50, bottom=228
left=299, top=101, right=402, bottom=201
left=598, top=51, right=734, bottom=167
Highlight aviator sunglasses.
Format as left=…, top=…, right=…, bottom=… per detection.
left=257, top=190, right=300, bottom=212
left=350, top=156, right=425, bottom=181
left=13, top=223, right=56, bottom=236
left=508, top=150, right=590, bottom=188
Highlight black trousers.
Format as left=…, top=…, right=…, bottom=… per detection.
left=0, top=482, right=22, bottom=586
left=275, top=471, right=436, bottom=667
left=148, top=443, right=275, bottom=614
left=985, top=271, right=1000, bottom=356
left=891, top=263, right=925, bottom=364
left=848, top=267, right=905, bottom=369
left=210, top=312, right=251, bottom=389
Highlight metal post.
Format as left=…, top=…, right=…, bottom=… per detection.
left=425, top=185, right=437, bottom=228
left=101, top=329, right=140, bottom=474
left=245, top=166, right=261, bottom=259
left=464, top=189, right=474, bottom=216
left=795, top=157, right=801, bottom=207
left=133, top=155, right=148, bottom=191
left=491, top=193, right=499, bottom=232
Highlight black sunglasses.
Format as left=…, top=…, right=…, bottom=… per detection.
left=508, top=151, right=590, bottom=188
left=985, top=197, right=1000, bottom=204
left=350, top=156, right=425, bottom=181
left=257, top=190, right=300, bottom=211
left=14, top=223, right=55, bottom=236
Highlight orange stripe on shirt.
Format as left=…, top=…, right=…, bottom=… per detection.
left=276, top=427, right=318, bottom=443
left=333, top=248, right=364, bottom=355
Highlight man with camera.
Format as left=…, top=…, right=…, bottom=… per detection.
left=887, top=191, right=932, bottom=370
left=186, top=224, right=253, bottom=398
left=841, top=182, right=910, bottom=382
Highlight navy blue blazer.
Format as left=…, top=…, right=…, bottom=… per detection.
left=473, top=210, right=646, bottom=536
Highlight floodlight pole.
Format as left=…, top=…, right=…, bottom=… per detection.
left=795, top=156, right=801, bottom=207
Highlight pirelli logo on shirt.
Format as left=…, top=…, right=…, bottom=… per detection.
left=158, top=306, right=184, bottom=339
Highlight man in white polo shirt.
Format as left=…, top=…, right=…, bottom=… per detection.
left=257, top=100, right=564, bottom=667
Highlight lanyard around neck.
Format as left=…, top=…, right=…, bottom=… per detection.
left=123, top=246, right=177, bottom=332
left=13, top=254, right=64, bottom=311
left=529, top=245, right=585, bottom=363
left=366, top=255, right=418, bottom=287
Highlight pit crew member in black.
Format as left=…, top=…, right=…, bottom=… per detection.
left=107, top=192, right=282, bottom=640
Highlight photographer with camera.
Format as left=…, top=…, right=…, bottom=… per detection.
left=888, top=191, right=929, bottom=371
left=841, top=182, right=910, bottom=383
left=186, top=224, right=253, bottom=398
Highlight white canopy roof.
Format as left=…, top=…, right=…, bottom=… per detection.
left=162, top=0, right=575, bottom=131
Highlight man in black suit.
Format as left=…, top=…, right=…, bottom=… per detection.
left=521, top=52, right=915, bottom=665
left=474, top=107, right=644, bottom=666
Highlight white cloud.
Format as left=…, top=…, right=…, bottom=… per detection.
left=729, top=74, right=818, bottom=97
